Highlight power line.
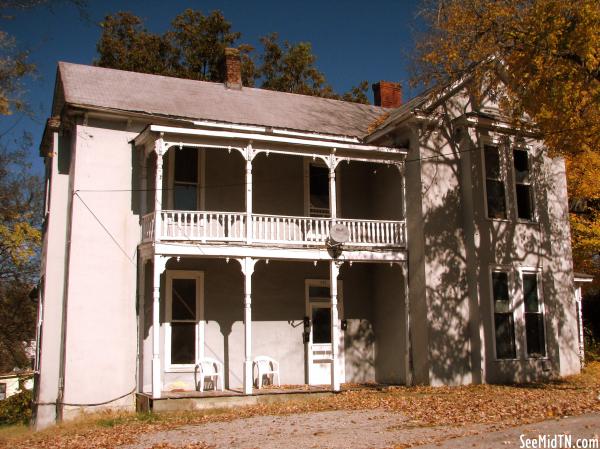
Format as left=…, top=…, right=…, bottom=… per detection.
left=74, top=145, right=483, bottom=194
left=73, top=192, right=136, bottom=266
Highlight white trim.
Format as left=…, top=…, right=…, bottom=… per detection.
left=481, top=138, right=509, bottom=221
left=518, top=267, right=547, bottom=359
left=510, top=146, right=538, bottom=223
left=304, top=279, right=344, bottom=385
left=167, top=146, right=202, bottom=211
left=304, top=158, right=336, bottom=217
left=488, top=266, right=518, bottom=361
left=191, top=119, right=362, bottom=143
left=140, top=125, right=404, bottom=154
left=165, top=270, right=205, bottom=372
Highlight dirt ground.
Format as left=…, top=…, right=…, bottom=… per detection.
left=122, top=410, right=600, bottom=449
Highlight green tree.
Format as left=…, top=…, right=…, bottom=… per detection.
left=96, top=9, right=256, bottom=86
left=169, top=9, right=240, bottom=81
left=95, top=11, right=369, bottom=103
left=0, top=136, right=41, bottom=372
left=0, top=31, right=34, bottom=115
left=95, top=12, right=178, bottom=76
left=412, top=0, right=600, bottom=284
left=257, top=33, right=369, bottom=104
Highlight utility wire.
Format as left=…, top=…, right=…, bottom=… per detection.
left=73, top=192, right=136, bottom=266
left=74, top=145, right=483, bottom=194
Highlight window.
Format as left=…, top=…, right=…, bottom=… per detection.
left=484, top=145, right=507, bottom=219
left=166, top=271, right=204, bottom=368
left=173, top=147, right=199, bottom=210
left=522, top=272, right=546, bottom=357
left=513, top=149, right=534, bottom=220
left=308, top=163, right=329, bottom=217
left=0, top=383, right=5, bottom=400
left=491, top=271, right=516, bottom=359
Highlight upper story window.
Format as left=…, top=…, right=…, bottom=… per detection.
left=491, top=270, right=516, bottom=359
left=484, top=144, right=507, bottom=219
left=513, top=149, right=535, bottom=221
left=173, top=147, right=199, bottom=210
left=522, top=271, right=546, bottom=357
left=308, top=162, right=330, bottom=217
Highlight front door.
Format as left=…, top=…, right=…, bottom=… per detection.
left=305, top=281, right=344, bottom=385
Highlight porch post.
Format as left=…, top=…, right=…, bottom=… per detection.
left=246, top=143, right=253, bottom=244
left=137, top=256, right=146, bottom=391
left=330, top=260, right=342, bottom=391
left=152, top=255, right=167, bottom=399
left=241, top=257, right=256, bottom=394
left=154, top=136, right=165, bottom=241
left=329, top=153, right=337, bottom=219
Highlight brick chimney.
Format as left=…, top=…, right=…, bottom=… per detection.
left=372, top=81, right=402, bottom=108
left=224, top=47, right=242, bottom=89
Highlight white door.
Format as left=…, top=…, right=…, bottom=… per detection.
left=305, top=281, right=344, bottom=385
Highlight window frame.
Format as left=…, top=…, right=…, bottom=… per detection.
left=164, top=270, right=205, bottom=372
left=167, top=146, right=204, bottom=211
left=303, top=158, right=341, bottom=218
left=481, top=139, right=509, bottom=221
left=489, top=267, right=518, bottom=361
left=511, top=146, right=537, bottom=222
left=519, top=267, right=547, bottom=359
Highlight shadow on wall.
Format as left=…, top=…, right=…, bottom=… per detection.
left=344, top=319, right=375, bottom=382
left=414, top=93, right=577, bottom=385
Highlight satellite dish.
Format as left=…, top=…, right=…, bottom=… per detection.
left=329, top=223, right=350, bottom=245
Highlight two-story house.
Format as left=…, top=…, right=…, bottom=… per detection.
left=33, top=49, right=580, bottom=429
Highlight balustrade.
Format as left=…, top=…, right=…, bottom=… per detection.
left=141, top=211, right=406, bottom=248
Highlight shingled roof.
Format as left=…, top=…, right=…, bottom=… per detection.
left=54, top=62, right=390, bottom=139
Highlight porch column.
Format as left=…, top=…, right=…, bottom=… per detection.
left=137, top=256, right=146, bottom=391
left=330, top=260, right=342, bottom=391
left=329, top=154, right=337, bottom=219
left=241, top=257, right=256, bottom=394
left=152, top=255, right=167, bottom=399
left=153, top=136, right=165, bottom=241
left=246, top=144, right=253, bottom=244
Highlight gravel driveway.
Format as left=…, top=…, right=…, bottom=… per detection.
left=121, top=409, right=600, bottom=449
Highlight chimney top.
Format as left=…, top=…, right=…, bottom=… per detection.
left=372, top=81, right=402, bottom=108
left=224, top=47, right=242, bottom=90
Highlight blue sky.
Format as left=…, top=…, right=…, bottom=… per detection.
left=1, top=0, right=423, bottom=173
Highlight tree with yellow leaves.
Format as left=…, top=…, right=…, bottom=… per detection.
left=412, top=0, right=600, bottom=287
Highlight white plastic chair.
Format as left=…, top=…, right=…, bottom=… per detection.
left=194, top=357, right=224, bottom=392
left=253, top=356, right=281, bottom=389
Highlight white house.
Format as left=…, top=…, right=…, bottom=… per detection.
left=33, top=49, right=580, bottom=429
left=0, top=372, right=33, bottom=401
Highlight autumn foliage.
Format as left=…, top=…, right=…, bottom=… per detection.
left=1, top=363, right=599, bottom=448
left=413, top=0, right=600, bottom=285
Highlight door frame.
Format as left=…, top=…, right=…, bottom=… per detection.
left=304, top=279, right=344, bottom=385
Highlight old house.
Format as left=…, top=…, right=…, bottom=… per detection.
left=34, top=49, right=579, bottom=429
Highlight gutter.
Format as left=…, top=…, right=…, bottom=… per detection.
left=136, top=124, right=405, bottom=155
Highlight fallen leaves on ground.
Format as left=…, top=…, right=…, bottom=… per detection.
left=1, top=362, right=598, bottom=449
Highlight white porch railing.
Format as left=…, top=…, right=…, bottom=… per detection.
left=141, top=210, right=406, bottom=248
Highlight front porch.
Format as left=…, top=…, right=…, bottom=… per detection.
left=136, top=257, right=410, bottom=401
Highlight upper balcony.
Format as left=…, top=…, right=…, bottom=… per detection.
left=141, top=210, right=406, bottom=248
left=135, top=124, right=408, bottom=253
